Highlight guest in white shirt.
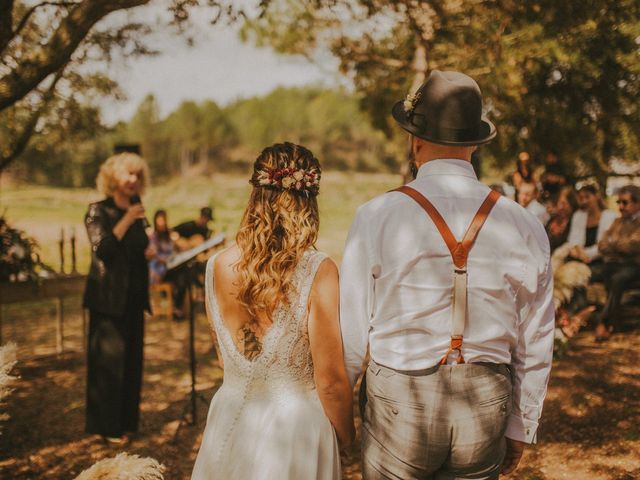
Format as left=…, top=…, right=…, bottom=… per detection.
left=340, top=70, right=554, bottom=480
left=566, top=183, right=616, bottom=264
left=517, top=181, right=550, bottom=225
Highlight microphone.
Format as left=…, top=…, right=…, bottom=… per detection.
left=130, top=194, right=150, bottom=228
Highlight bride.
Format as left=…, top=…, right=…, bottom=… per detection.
left=191, top=142, right=355, bottom=479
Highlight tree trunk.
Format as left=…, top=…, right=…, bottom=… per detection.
left=0, top=0, right=13, bottom=53
left=180, top=146, right=190, bottom=177
left=402, top=36, right=430, bottom=184
left=409, top=37, right=429, bottom=95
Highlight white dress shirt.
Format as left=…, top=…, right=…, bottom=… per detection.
left=567, top=209, right=617, bottom=261
left=526, top=199, right=550, bottom=225
left=340, top=159, right=555, bottom=444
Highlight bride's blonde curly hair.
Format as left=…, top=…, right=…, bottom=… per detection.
left=235, top=142, right=321, bottom=322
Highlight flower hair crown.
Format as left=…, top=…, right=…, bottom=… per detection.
left=251, top=164, right=320, bottom=197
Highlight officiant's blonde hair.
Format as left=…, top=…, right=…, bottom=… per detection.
left=96, top=152, right=149, bottom=196
left=235, top=142, right=321, bottom=322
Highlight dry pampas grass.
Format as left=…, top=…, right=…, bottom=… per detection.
left=75, top=453, right=165, bottom=480
left=0, top=343, right=18, bottom=427
left=552, top=243, right=592, bottom=309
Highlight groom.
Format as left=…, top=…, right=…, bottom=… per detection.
left=340, top=70, right=555, bottom=479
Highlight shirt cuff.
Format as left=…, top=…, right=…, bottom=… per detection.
left=505, top=413, right=539, bottom=444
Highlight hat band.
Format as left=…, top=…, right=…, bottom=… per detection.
left=411, top=114, right=481, bottom=142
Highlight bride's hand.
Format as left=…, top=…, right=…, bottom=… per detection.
left=339, top=442, right=354, bottom=466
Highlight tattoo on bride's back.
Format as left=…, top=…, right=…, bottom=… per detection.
left=237, top=325, right=262, bottom=361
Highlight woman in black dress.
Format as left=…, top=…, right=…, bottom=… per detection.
left=83, top=152, right=154, bottom=442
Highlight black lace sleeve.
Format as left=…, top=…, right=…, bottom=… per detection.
left=85, top=202, right=120, bottom=265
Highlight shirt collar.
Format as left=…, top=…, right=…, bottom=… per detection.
left=416, top=159, right=478, bottom=180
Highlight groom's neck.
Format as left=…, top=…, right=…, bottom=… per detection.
left=413, top=138, right=476, bottom=169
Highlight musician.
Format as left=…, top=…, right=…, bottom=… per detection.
left=174, top=206, right=213, bottom=243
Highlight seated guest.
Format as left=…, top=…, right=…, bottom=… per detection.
left=517, top=181, right=550, bottom=224
left=174, top=206, right=213, bottom=244
left=593, top=185, right=640, bottom=340
left=148, top=209, right=174, bottom=285
left=566, top=183, right=616, bottom=265
left=546, top=186, right=578, bottom=253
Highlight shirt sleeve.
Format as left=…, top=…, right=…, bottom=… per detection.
left=506, top=248, right=555, bottom=444
left=340, top=208, right=375, bottom=388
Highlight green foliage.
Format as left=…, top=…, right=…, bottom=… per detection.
left=246, top=0, right=640, bottom=178
left=225, top=86, right=392, bottom=171
left=16, top=86, right=397, bottom=187
left=10, top=97, right=111, bottom=187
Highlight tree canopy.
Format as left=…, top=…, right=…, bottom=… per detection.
left=244, top=0, right=640, bottom=180
left=0, top=0, right=263, bottom=171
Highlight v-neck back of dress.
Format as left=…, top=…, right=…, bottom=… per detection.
left=205, top=249, right=326, bottom=386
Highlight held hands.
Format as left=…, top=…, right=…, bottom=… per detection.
left=338, top=426, right=356, bottom=467
left=500, top=437, right=526, bottom=476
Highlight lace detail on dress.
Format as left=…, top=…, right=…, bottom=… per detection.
left=203, top=249, right=328, bottom=465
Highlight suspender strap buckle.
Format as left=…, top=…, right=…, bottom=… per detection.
left=439, top=335, right=465, bottom=365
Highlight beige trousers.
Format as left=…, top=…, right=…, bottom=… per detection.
left=362, top=360, right=512, bottom=480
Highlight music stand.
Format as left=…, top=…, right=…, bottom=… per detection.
left=169, top=233, right=225, bottom=442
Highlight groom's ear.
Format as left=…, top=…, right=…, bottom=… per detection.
left=412, top=136, right=423, bottom=156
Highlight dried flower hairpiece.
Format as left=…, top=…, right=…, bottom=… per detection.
left=250, top=164, right=320, bottom=197
left=403, top=91, right=421, bottom=116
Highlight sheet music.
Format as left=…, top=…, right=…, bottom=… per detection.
left=167, top=233, right=225, bottom=270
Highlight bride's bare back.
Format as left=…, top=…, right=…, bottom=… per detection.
left=213, top=245, right=272, bottom=360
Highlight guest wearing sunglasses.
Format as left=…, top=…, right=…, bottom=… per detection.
left=594, top=185, right=640, bottom=341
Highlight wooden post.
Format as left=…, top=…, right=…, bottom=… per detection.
left=56, top=296, right=64, bottom=354
left=58, top=228, right=65, bottom=274
left=71, top=227, right=77, bottom=274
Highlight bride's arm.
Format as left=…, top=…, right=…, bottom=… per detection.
left=309, top=258, right=356, bottom=449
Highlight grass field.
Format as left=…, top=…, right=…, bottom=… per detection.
left=1, top=171, right=402, bottom=274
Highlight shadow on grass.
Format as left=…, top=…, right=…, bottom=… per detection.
left=0, top=312, right=223, bottom=480
left=537, top=330, right=640, bottom=449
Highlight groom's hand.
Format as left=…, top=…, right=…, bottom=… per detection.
left=501, top=437, right=526, bottom=476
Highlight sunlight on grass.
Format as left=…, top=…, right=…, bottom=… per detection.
left=1, top=171, right=401, bottom=272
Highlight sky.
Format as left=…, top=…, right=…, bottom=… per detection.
left=100, top=7, right=344, bottom=124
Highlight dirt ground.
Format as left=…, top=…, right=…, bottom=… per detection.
left=1, top=307, right=639, bottom=480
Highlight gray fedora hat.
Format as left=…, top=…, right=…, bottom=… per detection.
left=392, top=70, right=496, bottom=146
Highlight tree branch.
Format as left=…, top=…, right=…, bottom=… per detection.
left=11, top=2, right=80, bottom=43
left=0, top=0, right=151, bottom=112
left=0, top=70, right=64, bottom=172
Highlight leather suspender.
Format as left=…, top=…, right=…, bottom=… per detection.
left=392, top=186, right=501, bottom=365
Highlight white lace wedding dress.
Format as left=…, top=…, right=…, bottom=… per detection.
left=191, top=250, right=341, bottom=480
